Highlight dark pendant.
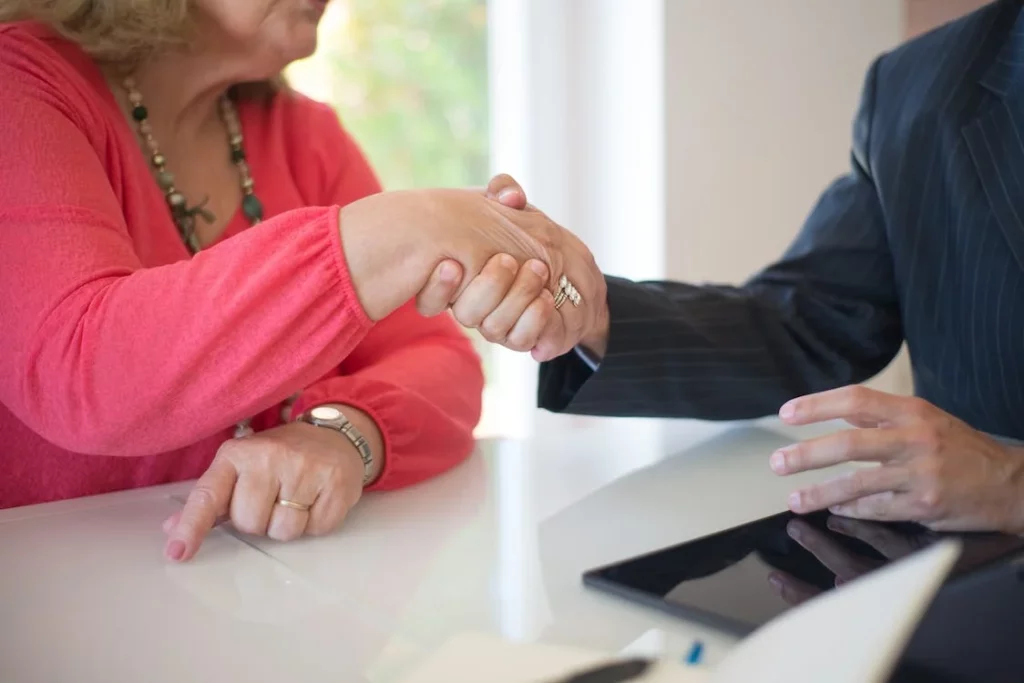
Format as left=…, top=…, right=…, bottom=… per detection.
left=131, top=105, right=148, bottom=122
left=242, top=194, right=264, bottom=222
left=231, top=148, right=246, bottom=163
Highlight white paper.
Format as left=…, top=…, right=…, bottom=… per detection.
left=399, top=540, right=961, bottom=683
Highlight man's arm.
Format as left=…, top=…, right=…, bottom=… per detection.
left=539, top=56, right=903, bottom=419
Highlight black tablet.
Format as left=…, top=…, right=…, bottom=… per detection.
left=582, top=510, right=1024, bottom=637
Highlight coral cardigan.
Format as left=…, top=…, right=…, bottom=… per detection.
left=0, top=23, right=483, bottom=508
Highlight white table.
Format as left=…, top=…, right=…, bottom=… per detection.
left=0, top=413, right=851, bottom=683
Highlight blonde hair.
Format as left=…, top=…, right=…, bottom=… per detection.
left=0, top=0, right=192, bottom=64
left=0, top=1, right=285, bottom=98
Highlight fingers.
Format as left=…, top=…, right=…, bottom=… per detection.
left=305, top=472, right=354, bottom=537
left=787, top=465, right=910, bottom=513
left=786, top=519, right=878, bottom=583
left=531, top=310, right=569, bottom=362
left=229, top=468, right=278, bottom=536
left=767, top=571, right=820, bottom=606
left=779, top=386, right=920, bottom=427
left=416, top=260, right=463, bottom=316
left=486, top=173, right=528, bottom=209
left=167, top=456, right=237, bottom=562
left=770, top=429, right=908, bottom=476
left=503, top=290, right=556, bottom=352
left=829, top=491, right=935, bottom=524
left=477, top=260, right=550, bottom=345
left=450, top=253, right=518, bottom=328
left=266, top=474, right=321, bottom=542
left=825, top=515, right=918, bottom=560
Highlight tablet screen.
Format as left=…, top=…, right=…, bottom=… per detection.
left=583, top=510, right=1024, bottom=636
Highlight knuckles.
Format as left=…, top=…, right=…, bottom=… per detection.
left=844, top=385, right=874, bottom=413
left=906, top=422, right=943, bottom=454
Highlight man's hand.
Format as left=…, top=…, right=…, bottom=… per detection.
left=419, top=173, right=609, bottom=362
left=769, top=386, right=1024, bottom=533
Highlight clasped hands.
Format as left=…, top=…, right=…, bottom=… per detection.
left=163, top=174, right=605, bottom=562
left=409, top=173, right=608, bottom=362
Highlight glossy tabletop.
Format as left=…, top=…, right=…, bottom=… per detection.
left=0, top=413, right=854, bottom=683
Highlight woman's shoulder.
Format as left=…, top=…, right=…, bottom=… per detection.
left=1, top=21, right=94, bottom=78
left=1, top=22, right=109, bottom=120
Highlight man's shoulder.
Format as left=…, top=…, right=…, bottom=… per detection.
left=873, top=1, right=1008, bottom=106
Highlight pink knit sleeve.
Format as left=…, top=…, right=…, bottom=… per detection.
left=285, top=102, right=484, bottom=490
left=0, top=63, right=373, bottom=456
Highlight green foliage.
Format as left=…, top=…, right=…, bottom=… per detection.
left=303, top=0, right=494, bottom=374
left=318, top=0, right=490, bottom=191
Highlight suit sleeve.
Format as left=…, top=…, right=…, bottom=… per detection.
left=287, top=103, right=484, bottom=490
left=539, top=56, right=903, bottom=419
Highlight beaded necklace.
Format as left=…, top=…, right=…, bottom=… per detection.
left=122, top=77, right=264, bottom=438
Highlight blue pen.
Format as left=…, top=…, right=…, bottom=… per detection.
left=684, top=641, right=704, bottom=665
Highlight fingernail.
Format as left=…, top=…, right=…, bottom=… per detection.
left=830, top=505, right=846, bottom=516
left=767, top=574, right=782, bottom=588
left=769, top=450, right=787, bottom=474
left=498, top=253, right=517, bottom=270
left=439, top=261, right=458, bottom=282
left=165, top=540, right=186, bottom=561
left=779, top=401, right=797, bottom=420
left=788, top=491, right=803, bottom=512
left=497, top=187, right=519, bottom=202
left=529, top=260, right=547, bottom=278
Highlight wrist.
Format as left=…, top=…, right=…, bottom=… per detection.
left=578, top=300, right=610, bottom=359
left=299, top=403, right=385, bottom=486
left=338, top=192, right=438, bottom=321
left=1005, top=445, right=1024, bottom=535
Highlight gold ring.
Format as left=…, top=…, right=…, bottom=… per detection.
left=555, top=274, right=582, bottom=309
left=277, top=498, right=312, bottom=512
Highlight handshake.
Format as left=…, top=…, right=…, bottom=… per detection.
left=341, top=173, right=610, bottom=361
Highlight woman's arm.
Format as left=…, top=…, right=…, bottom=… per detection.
left=0, top=69, right=449, bottom=457
left=288, top=303, right=484, bottom=489
left=283, top=103, right=483, bottom=488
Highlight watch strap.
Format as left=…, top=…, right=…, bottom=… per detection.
left=302, top=406, right=375, bottom=485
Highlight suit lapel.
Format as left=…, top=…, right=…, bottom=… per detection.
left=963, top=98, right=1024, bottom=270
left=963, top=2, right=1024, bottom=270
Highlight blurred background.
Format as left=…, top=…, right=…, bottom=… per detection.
left=286, top=0, right=989, bottom=439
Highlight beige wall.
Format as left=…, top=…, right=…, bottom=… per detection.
left=662, top=0, right=911, bottom=393
left=905, top=0, right=991, bottom=39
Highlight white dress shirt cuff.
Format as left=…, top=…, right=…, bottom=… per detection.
left=574, top=345, right=601, bottom=371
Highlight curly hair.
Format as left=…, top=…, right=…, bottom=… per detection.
left=0, top=0, right=192, bottom=63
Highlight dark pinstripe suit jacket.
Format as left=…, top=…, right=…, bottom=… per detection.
left=539, top=0, right=1024, bottom=439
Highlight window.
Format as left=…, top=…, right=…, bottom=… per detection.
left=287, top=0, right=502, bottom=432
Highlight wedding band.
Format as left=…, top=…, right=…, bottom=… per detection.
left=554, top=274, right=582, bottom=310
left=276, top=498, right=312, bottom=512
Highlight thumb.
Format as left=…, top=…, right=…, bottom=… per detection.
left=486, top=173, right=528, bottom=210
left=415, top=260, right=463, bottom=316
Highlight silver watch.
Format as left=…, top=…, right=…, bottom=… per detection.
left=300, top=405, right=375, bottom=485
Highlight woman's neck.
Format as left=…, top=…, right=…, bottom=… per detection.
left=115, top=54, right=235, bottom=145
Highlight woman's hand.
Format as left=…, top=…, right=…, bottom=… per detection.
left=163, top=415, right=376, bottom=562
left=338, top=174, right=588, bottom=322
left=412, top=174, right=608, bottom=360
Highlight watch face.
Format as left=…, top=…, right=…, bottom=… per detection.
left=310, top=405, right=342, bottom=421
